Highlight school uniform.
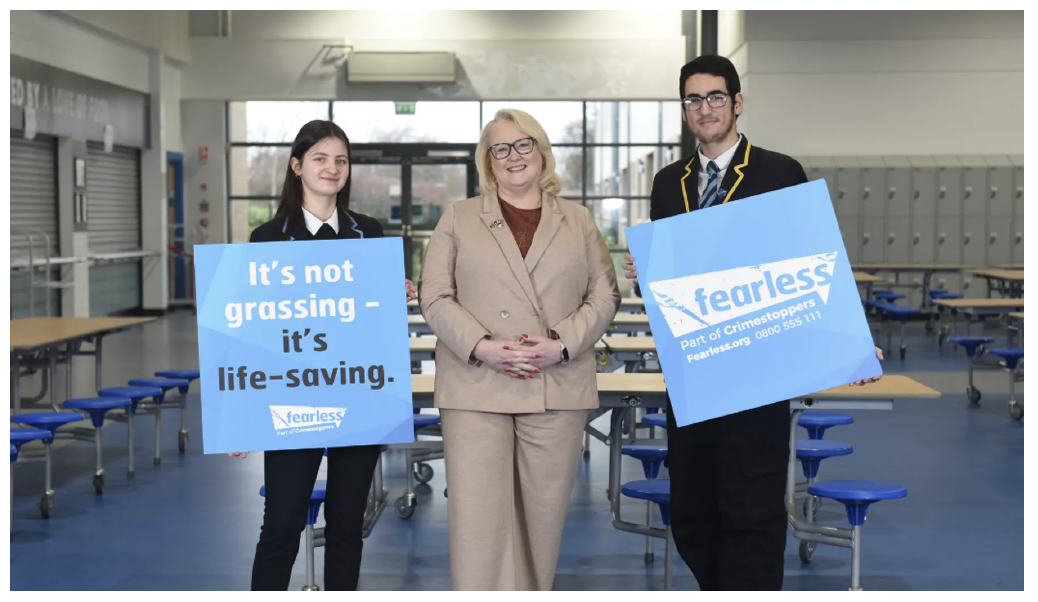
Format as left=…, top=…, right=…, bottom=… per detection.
left=247, top=206, right=383, bottom=591
left=649, top=135, right=808, bottom=591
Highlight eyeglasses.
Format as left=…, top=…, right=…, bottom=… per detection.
left=488, top=137, right=536, bottom=160
left=682, top=93, right=729, bottom=111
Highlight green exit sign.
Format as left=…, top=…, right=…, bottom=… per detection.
left=395, top=102, right=416, bottom=115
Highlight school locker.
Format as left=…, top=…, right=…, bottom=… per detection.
left=960, top=156, right=988, bottom=218
left=806, top=156, right=839, bottom=210
left=834, top=157, right=862, bottom=218
left=911, top=219, right=936, bottom=264
left=861, top=217, right=885, bottom=263
left=935, top=156, right=964, bottom=221
left=884, top=157, right=912, bottom=219
left=936, top=217, right=962, bottom=264
left=1011, top=155, right=1024, bottom=263
left=859, top=157, right=886, bottom=220
left=985, top=156, right=1014, bottom=218
left=987, top=217, right=1012, bottom=267
left=838, top=216, right=861, bottom=264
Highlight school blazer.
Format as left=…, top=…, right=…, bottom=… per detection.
left=248, top=207, right=384, bottom=243
left=418, top=190, right=621, bottom=413
left=649, top=135, right=808, bottom=221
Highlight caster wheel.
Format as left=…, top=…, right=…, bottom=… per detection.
left=413, top=462, right=434, bottom=484
left=978, top=345, right=988, bottom=357
left=1009, top=403, right=1024, bottom=420
left=967, top=387, right=982, bottom=405
left=802, top=496, right=821, bottom=520
left=925, top=321, right=935, bottom=333
left=302, top=585, right=321, bottom=591
left=799, top=540, right=815, bottom=563
left=899, top=345, right=907, bottom=360
left=39, top=492, right=54, bottom=519
left=395, top=496, right=416, bottom=519
left=93, top=474, right=104, bottom=494
left=178, top=430, right=188, bottom=453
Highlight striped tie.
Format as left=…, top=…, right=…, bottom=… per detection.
left=700, top=161, right=720, bottom=209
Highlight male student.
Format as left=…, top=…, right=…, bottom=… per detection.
left=622, top=54, right=882, bottom=591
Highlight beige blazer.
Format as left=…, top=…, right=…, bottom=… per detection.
left=418, top=190, right=621, bottom=413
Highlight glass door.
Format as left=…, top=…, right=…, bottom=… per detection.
left=351, top=144, right=477, bottom=280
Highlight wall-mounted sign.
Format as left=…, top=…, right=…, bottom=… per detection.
left=10, top=55, right=150, bottom=149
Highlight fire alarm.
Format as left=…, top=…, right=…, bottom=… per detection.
left=200, top=146, right=209, bottom=162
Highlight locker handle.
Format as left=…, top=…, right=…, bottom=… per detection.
left=913, top=233, right=921, bottom=245
left=963, top=279, right=971, bottom=290
left=1016, top=232, right=1023, bottom=244
left=990, top=186, right=998, bottom=199
left=838, top=188, right=845, bottom=200
left=964, top=232, right=972, bottom=245
left=939, top=186, right=946, bottom=200
left=862, top=232, right=871, bottom=245
left=989, top=232, right=997, bottom=245
left=887, top=232, right=896, bottom=245
left=937, top=278, right=946, bottom=288
left=938, top=232, right=946, bottom=245
left=863, top=187, right=871, bottom=200
left=888, top=187, right=896, bottom=200
left=1017, top=186, right=1024, bottom=199
left=964, top=186, right=973, bottom=199
left=913, top=190, right=920, bottom=200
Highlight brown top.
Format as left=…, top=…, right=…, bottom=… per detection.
left=11, top=317, right=156, bottom=350
left=498, top=197, right=542, bottom=259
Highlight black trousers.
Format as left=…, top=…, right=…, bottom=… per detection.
left=666, top=398, right=790, bottom=591
left=251, top=445, right=381, bottom=591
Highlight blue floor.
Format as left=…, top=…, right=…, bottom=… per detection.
left=9, top=313, right=1025, bottom=590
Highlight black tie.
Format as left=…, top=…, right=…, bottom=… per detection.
left=314, top=224, right=337, bottom=240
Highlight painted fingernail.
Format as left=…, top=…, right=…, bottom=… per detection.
left=535, top=369, right=541, bottom=373
left=522, top=334, right=529, bottom=338
left=503, top=346, right=510, bottom=349
left=505, top=369, right=511, bottom=372
left=503, top=361, right=509, bottom=364
left=529, top=375, right=535, bottom=379
left=536, top=354, right=541, bottom=359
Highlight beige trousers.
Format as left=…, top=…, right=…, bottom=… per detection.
left=440, top=408, right=590, bottom=591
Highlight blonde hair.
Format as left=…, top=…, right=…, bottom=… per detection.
left=476, top=109, right=562, bottom=196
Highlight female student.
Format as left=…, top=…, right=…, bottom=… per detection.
left=231, top=120, right=417, bottom=591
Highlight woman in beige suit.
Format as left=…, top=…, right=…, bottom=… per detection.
left=418, top=109, right=621, bottom=590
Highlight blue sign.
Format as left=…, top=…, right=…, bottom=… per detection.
left=625, top=180, right=881, bottom=427
left=193, top=238, right=415, bottom=454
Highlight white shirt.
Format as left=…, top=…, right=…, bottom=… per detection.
left=301, top=207, right=339, bottom=236
left=697, top=134, right=744, bottom=200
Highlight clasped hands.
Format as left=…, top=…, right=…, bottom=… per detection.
left=473, top=335, right=563, bottom=380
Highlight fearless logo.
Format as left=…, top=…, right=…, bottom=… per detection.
left=648, top=252, right=837, bottom=338
left=270, top=406, right=347, bottom=433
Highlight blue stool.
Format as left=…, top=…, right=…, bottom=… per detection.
left=623, top=445, right=668, bottom=562
left=807, top=480, right=908, bottom=590
left=11, top=413, right=85, bottom=518
left=798, top=412, right=854, bottom=440
left=397, top=413, right=444, bottom=519
left=621, top=479, right=674, bottom=590
left=873, top=291, right=905, bottom=303
left=259, top=480, right=327, bottom=591
left=154, top=369, right=200, bottom=383
left=64, top=397, right=133, bottom=493
left=99, top=386, right=163, bottom=476
left=947, top=337, right=997, bottom=404
left=128, top=377, right=191, bottom=463
left=985, top=348, right=1025, bottom=420
left=796, top=439, right=853, bottom=527
left=10, top=428, right=51, bottom=528
left=874, top=302, right=921, bottom=359
left=642, top=413, right=667, bottom=429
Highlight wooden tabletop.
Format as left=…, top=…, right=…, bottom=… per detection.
left=410, top=336, right=657, bottom=354
left=1009, top=312, right=1024, bottom=320
left=11, top=317, right=156, bottom=350
left=934, top=298, right=1026, bottom=309
left=612, top=314, right=650, bottom=325
left=853, top=272, right=885, bottom=283
left=852, top=264, right=973, bottom=272
left=992, top=264, right=1024, bottom=270
left=410, top=373, right=938, bottom=400
left=970, top=269, right=1025, bottom=281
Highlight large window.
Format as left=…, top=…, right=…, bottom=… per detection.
left=228, top=99, right=681, bottom=294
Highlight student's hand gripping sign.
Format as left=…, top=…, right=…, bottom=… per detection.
left=625, top=180, right=881, bottom=427
left=193, top=237, right=415, bottom=453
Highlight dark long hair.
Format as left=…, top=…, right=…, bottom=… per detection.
left=274, top=120, right=353, bottom=240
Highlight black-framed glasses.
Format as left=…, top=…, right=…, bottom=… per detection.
left=488, top=137, right=536, bottom=160
left=682, top=93, right=729, bottom=111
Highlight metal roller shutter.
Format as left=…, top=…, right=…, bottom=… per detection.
left=87, top=142, right=142, bottom=315
left=9, top=135, right=60, bottom=318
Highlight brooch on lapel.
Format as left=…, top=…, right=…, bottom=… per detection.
left=718, top=188, right=728, bottom=199
left=490, top=220, right=504, bottom=229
